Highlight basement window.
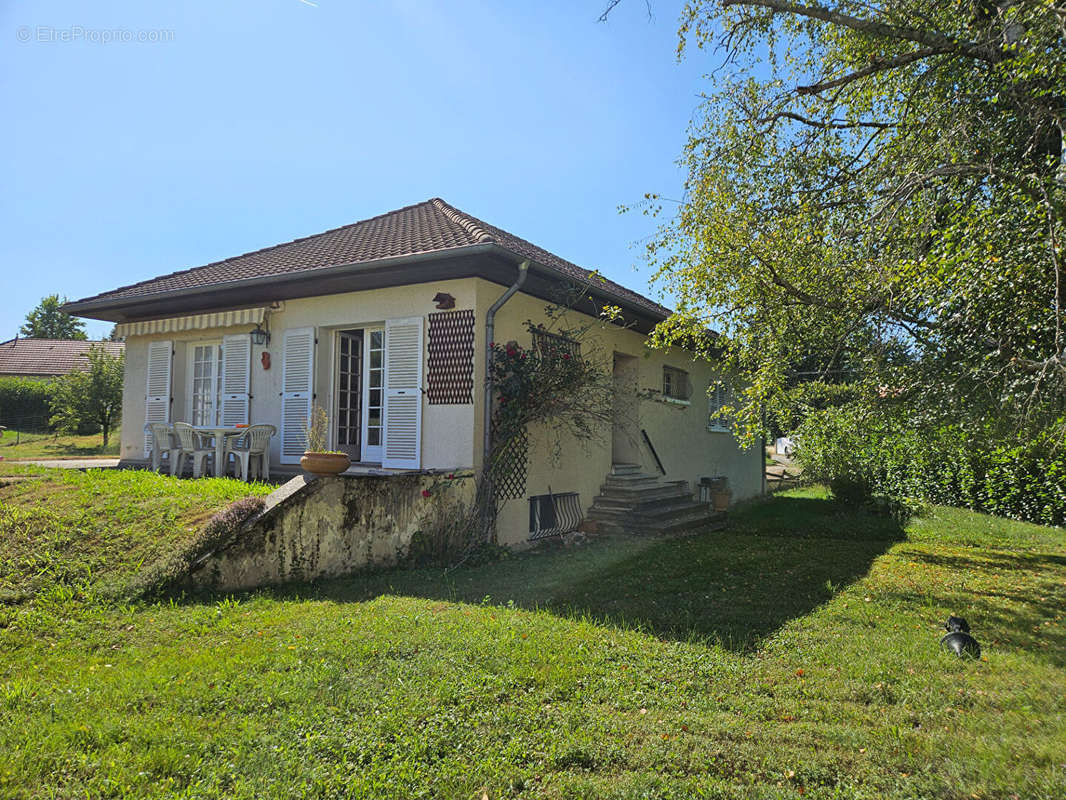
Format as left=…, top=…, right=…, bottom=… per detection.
left=528, top=492, right=582, bottom=540
left=662, top=366, right=691, bottom=403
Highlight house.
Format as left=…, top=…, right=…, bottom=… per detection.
left=0, top=337, right=124, bottom=379
left=63, top=198, right=762, bottom=545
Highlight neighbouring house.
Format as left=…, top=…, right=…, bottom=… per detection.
left=0, top=337, right=124, bottom=379
left=64, top=198, right=762, bottom=546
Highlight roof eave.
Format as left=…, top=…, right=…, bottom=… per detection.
left=61, top=242, right=671, bottom=331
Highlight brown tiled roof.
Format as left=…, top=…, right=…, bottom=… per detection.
left=0, top=338, right=124, bottom=377
left=69, top=198, right=672, bottom=318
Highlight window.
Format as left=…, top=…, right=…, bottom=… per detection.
left=708, top=383, right=730, bottom=431
left=531, top=327, right=580, bottom=359
left=662, top=366, right=691, bottom=402
left=528, top=491, right=582, bottom=539
left=190, top=342, right=223, bottom=426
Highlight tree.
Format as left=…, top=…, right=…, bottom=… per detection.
left=609, top=1, right=1065, bottom=442
left=20, top=295, right=87, bottom=340
left=49, top=346, right=124, bottom=446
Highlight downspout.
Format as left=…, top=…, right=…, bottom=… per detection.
left=483, top=260, right=530, bottom=470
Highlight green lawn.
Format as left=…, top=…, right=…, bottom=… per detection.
left=0, top=428, right=119, bottom=460
left=0, top=467, right=271, bottom=602
left=0, top=479, right=1063, bottom=799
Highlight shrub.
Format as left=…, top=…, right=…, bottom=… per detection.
left=797, top=408, right=1066, bottom=527
left=794, top=406, right=876, bottom=505
left=0, top=377, right=54, bottom=431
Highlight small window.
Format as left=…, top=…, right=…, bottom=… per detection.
left=708, top=383, right=730, bottom=431
left=531, top=328, right=580, bottom=359
left=662, top=366, right=691, bottom=402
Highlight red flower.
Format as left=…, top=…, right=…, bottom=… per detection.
left=563, top=353, right=571, bottom=360
left=446, top=473, right=455, bottom=479
left=421, top=489, right=431, bottom=498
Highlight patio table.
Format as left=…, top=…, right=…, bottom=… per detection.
left=193, top=426, right=251, bottom=478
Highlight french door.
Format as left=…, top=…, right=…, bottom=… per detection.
left=361, top=328, right=384, bottom=462
left=334, top=331, right=363, bottom=459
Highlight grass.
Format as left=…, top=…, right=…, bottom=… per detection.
left=0, top=428, right=120, bottom=460
left=0, top=467, right=271, bottom=602
left=0, top=482, right=1063, bottom=798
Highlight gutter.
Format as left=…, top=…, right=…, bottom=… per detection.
left=483, top=260, right=529, bottom=471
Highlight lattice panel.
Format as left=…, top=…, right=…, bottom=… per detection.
left=427, top=309, right=475, bottom=404
left=492, top=427, right=528, bottom=501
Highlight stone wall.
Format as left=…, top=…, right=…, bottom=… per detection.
left=185, top=472, right=475, bottom=593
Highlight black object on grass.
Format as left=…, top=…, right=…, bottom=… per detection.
left=941, top=631, right=981, bottom=659
left=941, top=616, right=980, bottom=659
left=945, top=616, right=970, bottom=633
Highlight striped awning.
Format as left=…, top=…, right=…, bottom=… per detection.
left=115, top=307, right=269, bottom=338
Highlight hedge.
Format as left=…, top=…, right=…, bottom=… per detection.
left=0, top=377, right=54, bottom=431
left=797, top=408, right=1066, bottom=528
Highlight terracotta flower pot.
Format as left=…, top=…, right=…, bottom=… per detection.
left=300, top=452, right=351, bottom=476
left=711, top=489, right=733, bottom=512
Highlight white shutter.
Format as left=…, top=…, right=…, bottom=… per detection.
left=144, top=340, right=173, bottom=457
left=280, top=327, right=315, bottom=464
left=220, top=334, right=251, bottom=426
left=382, top=316, right=423, bottom=470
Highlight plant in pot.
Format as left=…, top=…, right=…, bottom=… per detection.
left=300, top=404, right=351, bottom=476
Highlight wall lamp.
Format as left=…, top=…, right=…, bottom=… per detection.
left=249, top=322, right=271, bottom=346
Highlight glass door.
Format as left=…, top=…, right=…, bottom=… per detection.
left=361, top=328, right=384, bottom=462
left=188, top=342, right=222, bottom=426
left=334, top=330, right=363, bottom=459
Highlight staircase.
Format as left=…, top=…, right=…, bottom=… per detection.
left=586, top=464, right=725, bottom=536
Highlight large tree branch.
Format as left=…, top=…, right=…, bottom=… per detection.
left=757, top=110, right=895, bottom=128
left=721, top=0, right=1007, bottom=63
left=795, top=46, right=953, bottom=95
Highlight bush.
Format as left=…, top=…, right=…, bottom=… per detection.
left=0, top=377, right=54, bottom=431
left=794, top=406, right=876, bottom=505
left=797, top=408, right=1066, bottom=527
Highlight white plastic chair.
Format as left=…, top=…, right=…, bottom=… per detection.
left=145, top=422, right=175, bottom=473
left=172, top=422, right=215, bottom=478
left=226, top=424, right=275, bottom=481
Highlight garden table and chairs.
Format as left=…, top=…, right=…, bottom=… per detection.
left=144, top=422, right=275, bottom=480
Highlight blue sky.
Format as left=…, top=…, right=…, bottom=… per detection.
left=1, top=0, right=710, bottom=339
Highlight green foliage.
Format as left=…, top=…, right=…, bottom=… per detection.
left=0, top=376, right=53, bottom=429
left=48, top=345, right=124, bottom=444
left=19, top=294, right=87, bottom=340
left=798, top=408, right=1066, bottom=526
left=638, top=1, right=1066, bottom=443
left=489, top=326, right=612, bottom=457
left=1, top=487, right=1065, bottom=797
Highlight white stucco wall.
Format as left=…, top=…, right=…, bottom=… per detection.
left=473, top=279, right=763, bottom=547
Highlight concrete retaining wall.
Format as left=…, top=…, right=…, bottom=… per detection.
left=186, top=472, right=474, bottom=592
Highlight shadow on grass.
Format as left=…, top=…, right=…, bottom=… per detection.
left=885, top=547, right=1066, bottom=667
left=258, top=494, right=906, bottom=650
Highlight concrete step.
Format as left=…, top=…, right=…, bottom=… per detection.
left=596, top=482, right=691, bottom=502
left=593, top=511, right=726, bottom=537
left=590, top=495, right=705, bottom=516
left=602, top=473, right=661, bottom=489
left=588, top=500, right=713, bottom=526
left=610, top=463, right=642, bottom=475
